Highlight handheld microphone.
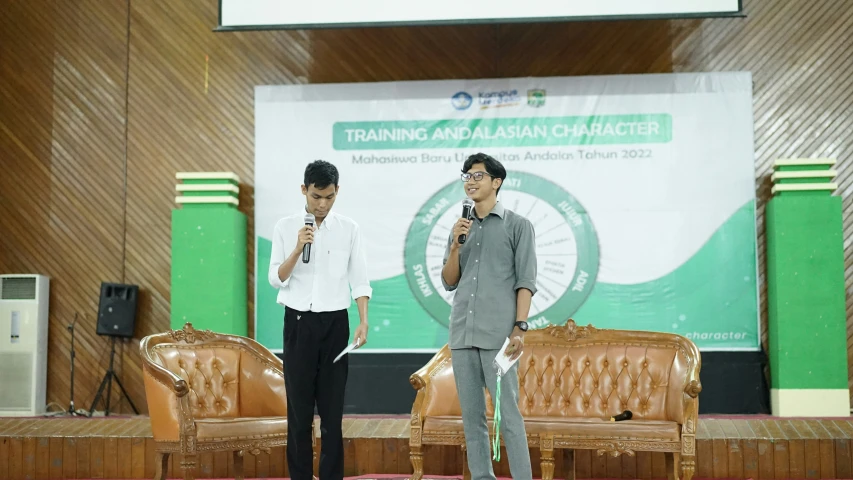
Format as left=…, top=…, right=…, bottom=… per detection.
left=458, top=199, right=474, bottom=244
left=302, top=213, right=315, bottom=263
left=610, top=410, right=633, bottom=422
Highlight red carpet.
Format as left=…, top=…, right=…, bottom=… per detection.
left=99, top=476, right=744, bottom=480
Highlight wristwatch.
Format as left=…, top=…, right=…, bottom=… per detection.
left=514, top=321, right=529, bottom=332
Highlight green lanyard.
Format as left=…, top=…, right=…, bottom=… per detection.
left=492, top=371, right=503, bottom=461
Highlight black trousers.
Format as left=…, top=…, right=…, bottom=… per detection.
left=283, top=306, right=349, bottom=480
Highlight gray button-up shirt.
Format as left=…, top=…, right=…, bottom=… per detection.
left=442, top=202, right=538, bottom=350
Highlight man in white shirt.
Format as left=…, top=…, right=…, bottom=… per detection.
left=268, top=160, right=371, bottom=480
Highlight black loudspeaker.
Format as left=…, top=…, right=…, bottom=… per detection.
left=96, top=282, right=139, bottom=338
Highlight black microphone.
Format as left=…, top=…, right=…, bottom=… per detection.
left=302, top=213, right=315, bottom=263
left=610, top=410, right=633, bottom=422
left=458, top=198, right=474, bottom=244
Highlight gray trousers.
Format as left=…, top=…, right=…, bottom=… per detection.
left=451, top=347, right=532, bottom=480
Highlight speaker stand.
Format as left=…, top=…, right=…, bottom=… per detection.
left=88, top=336, right=139, bottom=417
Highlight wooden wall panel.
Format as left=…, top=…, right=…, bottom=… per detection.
left=48, top=0, right=131, bottom=414
left=0, top=0, right=132, bottom=415
left=0, top=0, right=852, bottom=415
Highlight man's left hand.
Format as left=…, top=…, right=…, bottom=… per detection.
left=505, top=333, right=524, bottom=361
left=353, top=323, right=368, bottom=348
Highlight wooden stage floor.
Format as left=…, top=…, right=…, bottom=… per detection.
left=1, top=415, right=852, bottom=479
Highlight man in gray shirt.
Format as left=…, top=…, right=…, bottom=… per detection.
left=441, top=153, right=537, bottom=480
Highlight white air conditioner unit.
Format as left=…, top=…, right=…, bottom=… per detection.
left=0, top=274, right=49, bottom=416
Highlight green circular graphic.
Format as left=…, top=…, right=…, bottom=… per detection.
left=404, top=171, right=600, bottom=329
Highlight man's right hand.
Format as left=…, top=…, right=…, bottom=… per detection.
left=451, top=217, right=472, bottom=249
left=296, top=225, right=315, bottom=250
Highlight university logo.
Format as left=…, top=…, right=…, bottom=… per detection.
left=527, top=89, right=546, bottom=107
left=403, top=171, right=599, bottom=330
left=450, top=92, right=473, bottom=110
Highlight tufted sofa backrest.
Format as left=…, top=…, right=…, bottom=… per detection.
left=418, top=321, right=701, bottom=424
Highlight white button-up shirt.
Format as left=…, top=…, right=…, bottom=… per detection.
left=268, top=211, right=372, bottom=312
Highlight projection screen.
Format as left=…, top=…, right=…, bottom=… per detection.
left=218, top=0, right=742, bottom=30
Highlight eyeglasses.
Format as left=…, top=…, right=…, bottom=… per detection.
left=460, top=172, right=495, bottom=182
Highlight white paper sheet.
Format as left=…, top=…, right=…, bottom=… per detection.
left=493, top=337, right=520, bottom=375
left=334, top=339, right=360, bottom=363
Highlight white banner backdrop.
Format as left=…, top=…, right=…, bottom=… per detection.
left=255, top=72, right=759, bottom=353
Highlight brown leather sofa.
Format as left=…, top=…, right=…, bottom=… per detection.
left=409, top=320, right=701, bottom=480
left=141, top=322, right=314, bottom=480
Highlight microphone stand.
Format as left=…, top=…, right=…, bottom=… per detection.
left=66, top=313, right=84, bottom=416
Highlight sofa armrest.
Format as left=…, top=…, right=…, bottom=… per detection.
left=139, top=335, right=190, bottom=397
left=145, top=363, right=190, bottom=397
left=685, top=379, right=702, bottom=398
left=409, top=345, right=452, bottom=391
left=239, top=350, right=288, bottom=417
left=660, top=334, right=703, bottom=424
left=143, top=365, right=184, bottom=442
left=681, top=338, right=702, bottom=403
left=678, top=338, right=702, bottom=440
left=144, top=359, right=190, bottom=397
left=409, top=345, right=463, bottom=422
left=409, top=346, right=452, bottom=447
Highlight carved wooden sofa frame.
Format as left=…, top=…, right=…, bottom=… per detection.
left=140, top=323, right=316, bottom=480
left=408, top=320, right=702, bottom=480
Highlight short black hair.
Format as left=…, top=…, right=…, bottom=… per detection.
left=303, top=160, right=339, bottom=190
left=462, top=153, right=507, bottom=194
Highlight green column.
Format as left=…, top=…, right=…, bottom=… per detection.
left=766, top=158, right=848, bottom=416
left=170, top=172, right=248, bottom=336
